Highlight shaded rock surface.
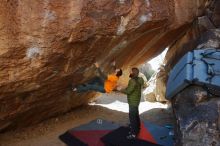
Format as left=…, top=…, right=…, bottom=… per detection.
left=170, top=30, right=220, bottom=146
left=165, top=1, right=220, bottom=145
left=0, top=0, right=213, bottom=132
left=172, top=86, right=220, bottom=146
left=144, top=0, right=220, bottom=144
left=139, top=62, right=154, bottom=80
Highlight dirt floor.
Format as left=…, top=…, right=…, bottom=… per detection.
left=0, top=92, right=174, bottom=146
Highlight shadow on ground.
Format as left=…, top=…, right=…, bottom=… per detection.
left=0, top=93, right=174, bottom=146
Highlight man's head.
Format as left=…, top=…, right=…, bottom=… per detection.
left=129, top=67, right=139, bottom=78
left=115, top=69, right=123, bottom=77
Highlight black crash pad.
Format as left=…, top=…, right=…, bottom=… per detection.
left=101, top=127, right=162, bottom=146
left=59, top=131, right=88, bottom=146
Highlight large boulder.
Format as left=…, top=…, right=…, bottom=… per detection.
left=0, top=0, right=211, bottom=131
left=171, top=29, right=220, bottom=146
left=172, top=86, right=220, bottom=146
left=166, top=2, right=220, bottom=144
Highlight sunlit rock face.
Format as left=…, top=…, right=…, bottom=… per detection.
left=0, top=0, right=210, bottom=131
left=144, top=65, right=168, bottom=102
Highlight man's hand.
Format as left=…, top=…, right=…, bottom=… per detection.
left=116, top=86, right=122, bottom=91
left=111, top=61, right=116, bottom=66
left=94, top=62, right=99, bottom=68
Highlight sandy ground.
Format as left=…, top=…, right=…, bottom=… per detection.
left=0, top=92, right=174, bottom=146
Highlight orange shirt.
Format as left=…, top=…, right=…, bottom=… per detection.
left=104, top=74, right=119, bottom=93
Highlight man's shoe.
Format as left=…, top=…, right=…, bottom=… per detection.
left=126, top=134, right=136, bottom=140
left=72, top=88, right=77, bottom=92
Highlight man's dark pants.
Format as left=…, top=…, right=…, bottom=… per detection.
left=129, top=105, right=140, bottom=136
left=76, top=76, right=106, bottom=93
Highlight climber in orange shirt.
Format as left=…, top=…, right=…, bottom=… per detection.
left=73, top=62, right=123, bottom=93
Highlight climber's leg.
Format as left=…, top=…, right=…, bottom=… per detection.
left=86, top=76, right=105, bottom=86
left=73, top=84, right=105, bottom=93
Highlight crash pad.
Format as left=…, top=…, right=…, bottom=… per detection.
left=59, top=119, right=120, bottom=146
left=166, top=48, right=220, bottom=99
left=101, top=126, right=161, bottom=146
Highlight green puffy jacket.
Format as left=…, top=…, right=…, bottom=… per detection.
left=124, top=77, right=144, bottom=107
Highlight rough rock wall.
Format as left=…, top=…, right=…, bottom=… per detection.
left=0, top=0, right=210, bottom=131
left=139, top=1, right=220, bottom=145
left=173, top=86, right=220, bottom=146
left=170, top=29, right=220, bottom=146
left=165, top=1, right=220, bottom=145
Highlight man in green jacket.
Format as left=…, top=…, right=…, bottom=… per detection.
left=123, top=67, right=144, bottom=139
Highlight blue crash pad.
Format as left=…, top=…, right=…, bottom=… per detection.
left=166, top=48, right=220, bottom=100
left=143, top=121, right=174, bottom=146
